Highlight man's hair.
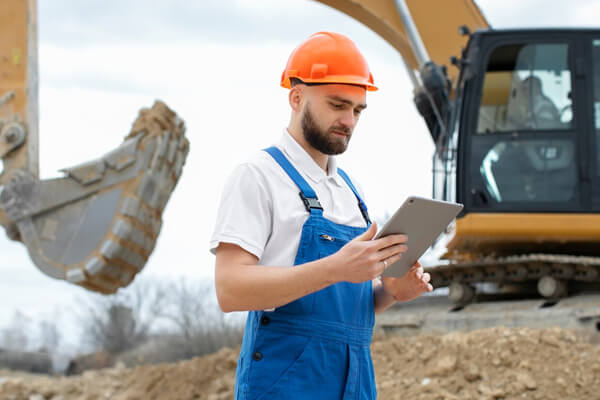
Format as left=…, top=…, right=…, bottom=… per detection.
left=290, top=78, right=329, bottom=88
left=290, top=77, right=366, bottom=90
left=290, top=77, right=304, bottom=87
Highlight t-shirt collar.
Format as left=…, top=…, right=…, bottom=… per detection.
left=279, top=130, right=345, bottom=187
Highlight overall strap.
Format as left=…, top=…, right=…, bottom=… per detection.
left=264, top=147, right=323, bottom=214
left=337, top=168, right=371, bottom=225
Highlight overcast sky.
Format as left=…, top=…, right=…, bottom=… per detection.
left=1, top=0, right=599, bottom=339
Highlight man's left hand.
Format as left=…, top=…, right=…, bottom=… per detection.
left=381, top=262, right=433, bottom=303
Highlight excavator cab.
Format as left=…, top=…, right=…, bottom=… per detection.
left=426, top=29, right=600, bottom=300
left=454, top=30, right=600, bottom=229
left=462, top=34, right=577, bottom=209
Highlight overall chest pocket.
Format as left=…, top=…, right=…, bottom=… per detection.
left=317, top=233, right=346, bottom=258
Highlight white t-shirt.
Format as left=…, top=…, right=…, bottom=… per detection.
left=209, top=130, right=368, bottom=267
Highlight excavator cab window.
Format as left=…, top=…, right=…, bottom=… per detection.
left=479, top=138, right=576, bottom=203
left=464, top=38, right=579, bottom=208
left=477, top=43, right=572, bottom=133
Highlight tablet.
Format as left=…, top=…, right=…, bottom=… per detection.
left=374, top=196, right=463, bottom=278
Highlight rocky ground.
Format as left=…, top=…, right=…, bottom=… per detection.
left=1, top=326, right=599, bottom=400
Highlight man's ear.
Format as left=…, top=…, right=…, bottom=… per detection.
left=288, top=86, right=304, bottom=112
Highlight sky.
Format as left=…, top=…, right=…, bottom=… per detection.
left=1, top=0, right=599, bottom=341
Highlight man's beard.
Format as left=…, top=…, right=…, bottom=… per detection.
left=301, top=105, right=351, bottom=155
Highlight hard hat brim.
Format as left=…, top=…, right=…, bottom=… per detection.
left=281, top=75, right=378, bottom=91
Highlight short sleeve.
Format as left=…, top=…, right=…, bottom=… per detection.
left=209, top=163, right=272, bottom=259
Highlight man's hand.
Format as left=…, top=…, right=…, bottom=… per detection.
left=381, top=262, right=433, bottom=303
left=328, top=222, right=408, bottom=284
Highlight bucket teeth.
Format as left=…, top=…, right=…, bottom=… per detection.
left=60, top=160, right=106, bottom=185
left=66, top=268, right=86, bottom=283
left=120, top=196, right=140, bottom=218
left=85, top=257, right=105, bottom=276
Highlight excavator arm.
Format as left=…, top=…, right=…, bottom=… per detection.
left=0, top=0, right=189, bottom=293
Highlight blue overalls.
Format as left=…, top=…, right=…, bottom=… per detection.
left=235, top=147, right=377, bottom=400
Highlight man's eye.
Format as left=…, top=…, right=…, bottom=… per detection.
left=330, top=103, right=344, bottom=109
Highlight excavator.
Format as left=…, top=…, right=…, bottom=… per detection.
left=315, top=0, right=600, bottom=305
left=3, top=0, right=600, bottom=307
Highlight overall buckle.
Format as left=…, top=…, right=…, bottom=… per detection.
left=299, top=192, right=323, bottom=212
left=358, top=202, right=371, bottom=225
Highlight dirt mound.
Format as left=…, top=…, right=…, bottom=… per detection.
left=0, top=346, right=237, bottom=400
left=1, top=327, right=599, bottom=400
left=372, top=326, right=600, bottom=400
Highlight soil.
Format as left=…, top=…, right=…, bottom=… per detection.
left=1, top=326, right=599, bottom=400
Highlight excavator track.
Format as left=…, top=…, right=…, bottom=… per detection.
left=425, top=254, right=600, bottom=303
left=377, top=291, right=600, bottom=338
left=380, top=259, right=600, bottom=338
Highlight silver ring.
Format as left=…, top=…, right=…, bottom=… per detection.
left=383, top=259, right=388, bottom=268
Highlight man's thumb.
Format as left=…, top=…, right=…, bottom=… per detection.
left=356, top=221, right=377, bottom=241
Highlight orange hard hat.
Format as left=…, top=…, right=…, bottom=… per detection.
left=281, top=32, right=378, bottom=91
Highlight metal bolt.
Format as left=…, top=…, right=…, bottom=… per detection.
left=5, top=129, right=17, bottom=143
left=1, top=123, right=25, bottom=145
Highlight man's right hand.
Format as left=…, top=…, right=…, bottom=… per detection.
left=328, top=222, right=408, bottom=284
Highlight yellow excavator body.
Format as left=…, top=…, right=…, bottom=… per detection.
left=448, top=214, right=600, bottom=258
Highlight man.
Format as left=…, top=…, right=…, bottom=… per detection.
left=210, top=32, right=432, bottom=400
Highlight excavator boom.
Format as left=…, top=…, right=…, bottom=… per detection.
left=315, top=0, right=489, bottom=85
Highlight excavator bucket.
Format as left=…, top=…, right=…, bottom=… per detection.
left=1, top=101, right=189, bottom=293
left=0, top=0, right=189, bottom=293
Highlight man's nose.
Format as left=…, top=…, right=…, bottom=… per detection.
left=338, top=110, right=357, bottom=129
